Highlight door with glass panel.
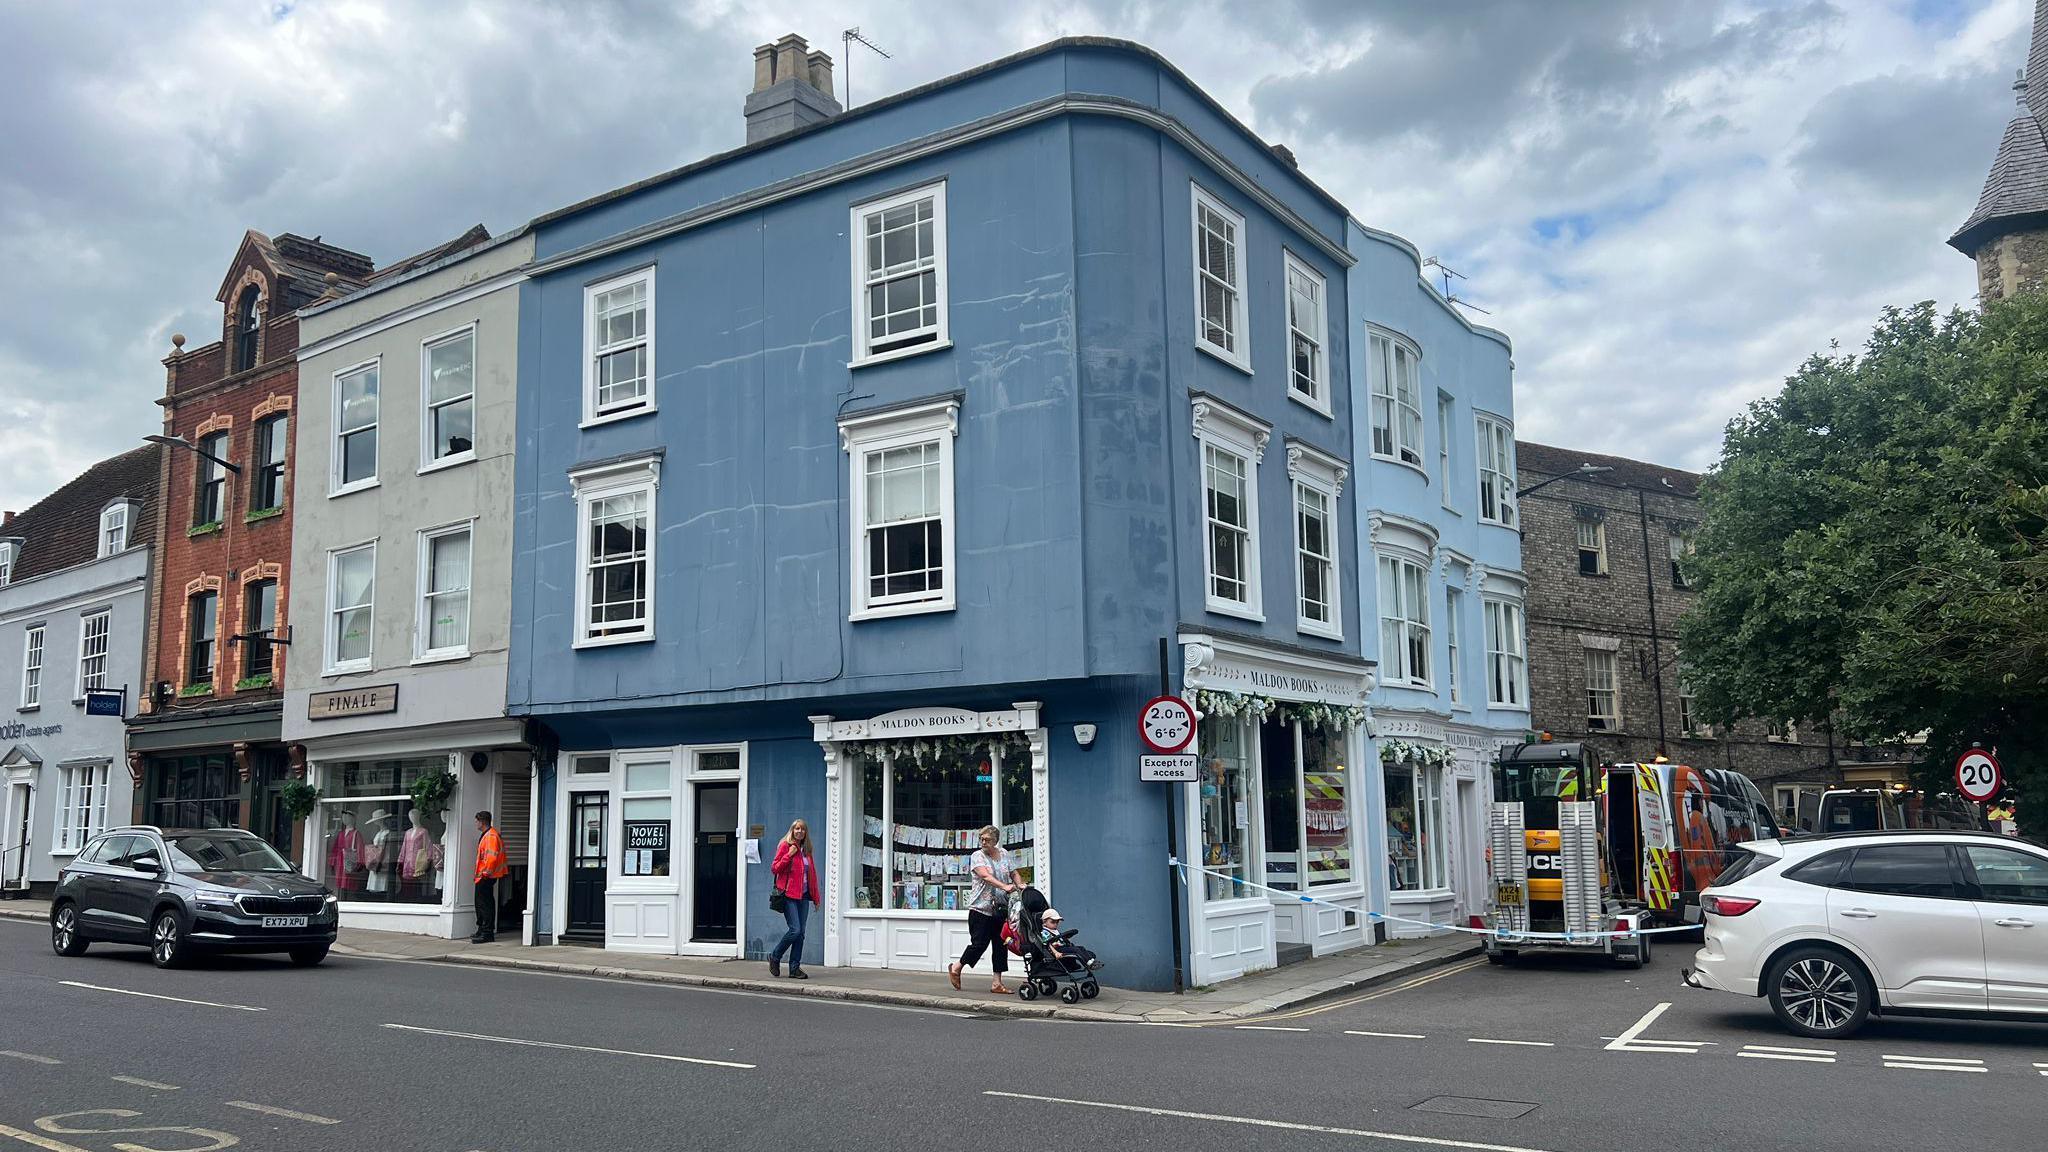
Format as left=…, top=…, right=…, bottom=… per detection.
left=566, top=792, right=608, bottom=939
left=691, top=783, right=739, bottom=943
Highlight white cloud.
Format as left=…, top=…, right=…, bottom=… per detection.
left=0, top=0, right=2027, bottom=508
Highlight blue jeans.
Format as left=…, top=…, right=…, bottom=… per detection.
left=769, top=896, right=809, bottom=967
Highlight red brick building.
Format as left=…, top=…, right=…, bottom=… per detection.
left=125, top=232, right=378, bottom=849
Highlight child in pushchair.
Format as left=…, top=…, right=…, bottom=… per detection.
left=1003, top=885, right=1102, bottom=1003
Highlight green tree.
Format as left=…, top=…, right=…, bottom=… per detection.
left=1680, top=296, right=2048, bottom=839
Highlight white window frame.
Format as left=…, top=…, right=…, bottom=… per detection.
left=415, top=521, right=475, bottom=663
left=1287, top=441, right=1345, bottom=639
left=1475, top=413, right=1517, bottom=528
left=1436, top=393, right=1456, bottom=510
left=0, top=542, right=13, bottom=586
left=581, top=267, right=656, bottom=427
left=1668, top=528, right=1692, bottom=588
left=571, top=455, right=661, bottom=647
left=1367, top=328, right=1425, bottom=469
left=330, top=357, right=381, bottom=496
left=1678, top=663, right=1710, bottom=738
left=1191, top=184, right=1251, bottom=372
left=98, top=504, right=128, bottom=558
left=1283, top=251, right=1329, bottom=414
left=850, top=182, right=951, bottom=367
left=1766, top=719, right=1798, bottom=743
left=76, top=611, right=110, bottom=697
left=1577, top=516, right=1609, bottom=576
left=325, top=541, right=377, bottom=675
left=1586, top=647, right=1621, bottom=731
left=20, top=624, right=43, bottom=709
left=52, top=761, right=110, bottom=855
left=1483, top=596, right=1528, bottom=710
left=1445, top=587, right=1463, bottom=707
left=420, top=323, right=479, bottom=472
left=1377, top=553, right=1432, bottom=689
left=1193, top=398, right=1269, bottom=621
left=840, top=399, right=959, bottom=621
left=1385, top=760, right=1449, bottom=893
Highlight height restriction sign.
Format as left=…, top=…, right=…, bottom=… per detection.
left=1954, top=747, right=2002, bottom=803
left=1139, top=695, right=1196, bottom=754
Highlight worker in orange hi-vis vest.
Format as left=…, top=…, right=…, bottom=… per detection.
left=470, top=811, right=511, bottom=944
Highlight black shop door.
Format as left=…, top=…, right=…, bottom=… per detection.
left=565, top=792, right=608, bottom=940
left=692, top=783, right=739, bottom=943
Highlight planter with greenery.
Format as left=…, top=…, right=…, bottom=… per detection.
left=179, top=683, right=213, bottom=698
left=410, top=770, right=459, bottom=816
left=280, top=780, right=323, bottom=821
left=235, top=673, right=273, bottom=691
left=186, top=520, right=223, bottom=538
left=244, top=505, right=284, bottom=525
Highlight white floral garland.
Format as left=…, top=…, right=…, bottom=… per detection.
left=1377, top=738, right=1455, bottom=769
left=1194, top=690, right=1368, bottom=733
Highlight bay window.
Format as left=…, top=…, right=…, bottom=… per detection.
left=1368, top=330, right=1423, bottom=467
left=1377, top=555, right=1431, bottom=687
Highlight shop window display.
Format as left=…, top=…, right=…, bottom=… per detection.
left=1197, top=720, right=1253, bottom=901
left=319, top=758, right=447, bottom=904
left=1385, top=760, right=1446, bottom=891
left=855, top=744, right=1033, bottom=912
left=1301, top=726, right=1351, bottom=886
left=619, top=758, right=672, bottom=878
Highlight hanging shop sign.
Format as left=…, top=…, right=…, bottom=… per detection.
left=84, top=689, right=126, bottom=717
left=308, top=684, right=400, bottom=720
left=1954, top=746, right=2002, bottom=803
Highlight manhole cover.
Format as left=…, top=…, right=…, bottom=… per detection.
left=1411, top=1096, right=1539, bottom=1120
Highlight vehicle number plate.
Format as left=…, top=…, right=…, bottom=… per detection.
left=1493, top=882, right=1525, bottom=908
left=261, top=916, right=309, bottom=929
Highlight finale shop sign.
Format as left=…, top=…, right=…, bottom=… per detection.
left=307, top=684, right=400, bottom=721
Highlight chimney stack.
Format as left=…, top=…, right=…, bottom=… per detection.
left=744, top=33, right=843, bottom=143
left=2, top=512, right=14, bottom=527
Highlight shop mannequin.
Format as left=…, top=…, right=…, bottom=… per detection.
left=328, top=810, right=364, bottom=897
left=399, top=809, right=443, bottom=901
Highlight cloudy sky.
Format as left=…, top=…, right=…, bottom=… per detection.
left=0, top=0, right=2028, bottom=511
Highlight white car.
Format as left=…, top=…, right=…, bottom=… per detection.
left=1684, top=830, right=2048, bottom=1038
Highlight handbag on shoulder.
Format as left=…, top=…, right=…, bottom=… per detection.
left=769, top=887, right=788, bottom=913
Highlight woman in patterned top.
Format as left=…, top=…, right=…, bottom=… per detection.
left=948, top=825, right=1021, bottom=994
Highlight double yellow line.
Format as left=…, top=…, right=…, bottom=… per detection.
left=1201, top=956, right=1487, bottom=1027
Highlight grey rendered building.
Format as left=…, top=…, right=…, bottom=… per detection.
left=283, top=227, right=538, bottom=941
left=0, top=447, right=161, bottom=897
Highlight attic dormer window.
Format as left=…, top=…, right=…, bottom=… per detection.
left=0, top=541, right=15, bottom=586
left=234, top=286, right=262, bottom=372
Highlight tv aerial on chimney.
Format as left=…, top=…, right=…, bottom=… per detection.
left=841, top=27, right=891, bottom=107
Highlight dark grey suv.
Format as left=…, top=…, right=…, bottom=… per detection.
left=50, top=826, right=338, bottom=968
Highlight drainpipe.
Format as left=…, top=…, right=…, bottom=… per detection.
left=1637, top=489, right=1669, bottom=756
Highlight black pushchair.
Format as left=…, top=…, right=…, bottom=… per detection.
left=1006, top=886, right=1100, bottom=1003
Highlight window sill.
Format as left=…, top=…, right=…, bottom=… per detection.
left=1288, top=390, right=1333, bottom=419
left=850, top=338, right=952, bottom=370
left=186, top=522, right=223, bottom=539
left=418, top=452, right=477, bottom=476
left=321, top=664, right=373, bottom=679
left=1389, top=888, right=1454, bottom=903
left=179, top=685, right=215, bottom=699
left=1578, top=571, right=1610, bottom=579
left=1486, top=702, right=1531, bottom=714
left=1370, top=454, right=1431, bottom=482
left=16, top=705, right=37, bottom=714
left=1296, top=621, right=1344, bottom=643
left=573, top=632, right=654, bottom=650
left=329, top=480, right=380, bottom=499
left=234, top=675, right=273, bottom=692
left=411, top=650, right=471, bottom=667
left=1440, top=503, right=1462, bottom=518
left=579, top=404, right=657, bottom=431
left=49, top=848, right=79, bottom=859
left=1478, top=516, right=1518, bottom=532
left=850, top=599, right=954, bottom=623
left=244, top=506, right=284, bottom=526
left=1205, top=600, right=1266, bottom=624
left=1195, top=340, right=1252, bottom=375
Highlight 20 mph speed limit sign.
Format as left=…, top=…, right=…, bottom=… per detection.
left=1955, top=747, right=2003, bottom=803
left=1139, top=695, right=1197, bottom=754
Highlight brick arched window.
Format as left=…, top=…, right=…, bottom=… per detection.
left=234, top=286, right=262, bottom=372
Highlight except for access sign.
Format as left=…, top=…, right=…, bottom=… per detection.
left=1141, top=754, right=1200, bottom=782
left=1954, top=747, right=2003, bottom=803
left=1139, top=695, right=1197, bottom=754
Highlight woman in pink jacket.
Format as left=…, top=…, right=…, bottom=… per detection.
left=767, top=819, right=821, bottom=979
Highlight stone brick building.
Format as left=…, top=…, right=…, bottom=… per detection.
left=1951, top=0, right=2048, bottom=300
left=1514, top=441, right=1836, bottom=824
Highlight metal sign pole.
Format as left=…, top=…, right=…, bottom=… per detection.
left=1160, top=636, right=1185, bottom=994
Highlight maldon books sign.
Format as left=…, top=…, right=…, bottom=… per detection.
left=308, top=684, right=400, bottom=721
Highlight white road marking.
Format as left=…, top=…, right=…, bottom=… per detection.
left=110, top=1076, right=181, bottom=1090
left=57, top=981, right=265, bottom=1012
left=1467, top=1038, right=1554, bottom=1047
left=1603, top=1002, right=1710, bottom=1053
left=225, top=1101, right=340, bottom=1125
left=1744, top=1045, right=1836, bottom=1056
left=1738, top=1050, right=1834, bottom=1064
left=1345, top=1030, right=1426, bottom=1039
left=380, top=1023, right=753, bottom=1069
left=0, top=1051, right=61, bottom=1065
left=0, top=1120, right=93, bottom=1152
left=1881, top=1055, right=1983, bottom=1064
left=986, top=1090, right=1560, bottom=1152
left=1881, top=1055, right=1985, bottom=1073
left=1234, top=1025, right=1310, bottom=1033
